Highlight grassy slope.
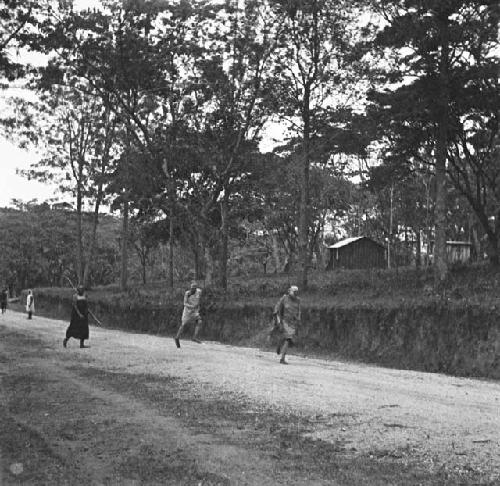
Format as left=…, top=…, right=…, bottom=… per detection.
left=30, top=262, right=500, bottom=310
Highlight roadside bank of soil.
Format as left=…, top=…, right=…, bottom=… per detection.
left=17, top=290, right=500, bottom=380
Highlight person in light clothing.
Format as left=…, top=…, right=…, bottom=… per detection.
left=273, top=285, right=301, bottom=365
left=174, top=281, right=203, bottom=348
left=26, top=290, right=35, bottom=319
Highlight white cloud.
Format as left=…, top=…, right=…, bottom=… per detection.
left=0, top=138, right=60, bottom=207
left=74, top=0, right=103, bottom=10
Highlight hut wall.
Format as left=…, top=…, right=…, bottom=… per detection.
left=331, top=239, right=385, bottom=269
left=446, top=244, right=471, bottom=264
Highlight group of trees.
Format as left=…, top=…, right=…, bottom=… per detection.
left=1, top=0, right=498, bottom=291
left=367, top=0, right=499, bottom=278
left=0, top=203, right=120, bottom=291
left=0, top=202, right=182, bottom=291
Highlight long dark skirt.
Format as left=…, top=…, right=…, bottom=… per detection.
left=66, top=300, right=89, bottom=340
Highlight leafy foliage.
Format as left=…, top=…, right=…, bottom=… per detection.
left=2, top=0, right=499, bottom=294
left=367, top=0, right=500, bottom=263
left=0, top=0, right=40, bottom=80
left=0, top=203, right=120, bottom=291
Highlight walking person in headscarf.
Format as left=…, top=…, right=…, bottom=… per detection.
left=1, top=286, right=8, bottom=314
left=63, top=285, right=89, bottom=348
left=174, top=281, right=203, bottom=348
left=26, top=290, right=35, bottom=319
left=273, top=285, right=301, bottom=365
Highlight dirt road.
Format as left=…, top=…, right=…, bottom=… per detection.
left=1, top=312, right=499, bottom=485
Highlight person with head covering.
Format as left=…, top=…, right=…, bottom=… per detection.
left=26, top=290, right=35, bottom=319
left=174, top=281, right=203, bottom=348
left=273, top=285, right=301, bottom=365
left=63, top=285, right=89, bottom=348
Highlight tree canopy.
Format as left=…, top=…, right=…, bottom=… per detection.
left=1, top=0, right=498, bottom=291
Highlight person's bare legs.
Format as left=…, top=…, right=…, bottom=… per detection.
left=174, top=321, right=187, bottom=348
left=192, top=318, right=203, bottom=344
left=280, top=339, right=290, bottom=364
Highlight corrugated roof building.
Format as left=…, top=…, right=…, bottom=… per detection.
left=326, top=236, right=386, bottom=270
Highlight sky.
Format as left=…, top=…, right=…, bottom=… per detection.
left=0, top=84, right=63, bottom=207
left=0, top=0, right=100, bottom=208
left=0, top=0, right=292, bottom=208
left=1, top=0, right=378, bottom=208
left=0, top=139, right=58, bottom=206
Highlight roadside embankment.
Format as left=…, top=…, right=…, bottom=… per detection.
left=17, top=289, right=500, bottom=380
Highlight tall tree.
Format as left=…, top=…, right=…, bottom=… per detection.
left=269, top=0, right=359, bottom=288
left=366, top=161, right=434, bottom=267
left=36, top=1, right=214, bottom=288
left=153, top=0, right=285, bottom=289
left=368, top=0, right=499, bottom=277
left=7, top=84, right=117, bottom=286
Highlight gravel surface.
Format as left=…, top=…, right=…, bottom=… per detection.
left=1, top=311, right=499, bottom=484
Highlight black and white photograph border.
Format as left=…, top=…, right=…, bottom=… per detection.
left=0, top=0, right=499, bottom=484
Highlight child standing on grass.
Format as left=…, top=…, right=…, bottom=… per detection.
left=273, top=285, right=301, bottom=365
left=26, top=290, right=35, bottom=319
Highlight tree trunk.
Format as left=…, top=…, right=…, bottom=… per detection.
left=142, top=253, right=147, bottom=284
left=433, top=9, right=450, bottom=286
left=486, top=209, right=500, bottom=265
left=82, top=203, right=99, bottom=289
left=488, top=235, right=500, bottom=266
left=314, top=239, right=324, bottom=270
left=161, top=153, right=176, bottom=289
left=298, top=87, right=311, bottom=289
left=76, top=172, right=84, bottom=285
left=83, top=114, right=113, bottom=288
left=120, top=199, right=129, bottom=291
left=193, top=246, right=201, bottom=280
left=219, top=193, right=229, bottom=290
left=271, top=231, right=281, bottom=273
left=388, top=184, right=394, bottom=269
left=168, top=209, right=174, bottom=288
left=204, top=246, right=215, bottom=286
left=486, top=234, right=499, bottom=265
left=120, top=118, right=133, bottom=292
left=192, top=230, right=202, bottom=280
left=471, top=224, right=481, bottom=262
left=83, top=194, right=101, bottom=288
left=416, top=229, right=421, bottom=268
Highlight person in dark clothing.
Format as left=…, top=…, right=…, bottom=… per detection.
left=0, top=287, right=8, bottom=314
left=63, top=286, right=89, bottom=348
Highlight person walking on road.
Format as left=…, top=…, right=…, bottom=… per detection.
left=1, top=286, right=8, bottom=314
left=174, top=281, right=203, bottom=348
left=63, top=285, right=90, bottom=348
left=26, top=290, right=35, bottom=319
left=273, top=285, right=301, bottom=365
